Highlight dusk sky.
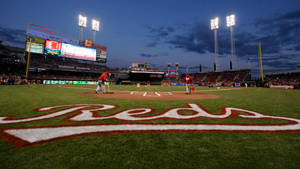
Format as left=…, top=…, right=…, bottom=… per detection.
left=0, top=0, right=300, bottom=74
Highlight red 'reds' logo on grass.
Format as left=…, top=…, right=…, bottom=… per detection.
left=0, top=104, right=300, bottom=147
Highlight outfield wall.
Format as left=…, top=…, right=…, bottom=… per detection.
left=43, top=80, right=97, bottom=85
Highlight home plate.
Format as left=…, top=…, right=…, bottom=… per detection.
left=104, top=92, right=114, bottom=94
left=84, top=91, right=220, bottom=100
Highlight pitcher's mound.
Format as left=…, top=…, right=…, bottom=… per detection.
left=82, top=90, right=219, bottom=100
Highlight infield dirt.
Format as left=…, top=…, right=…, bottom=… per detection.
left=82, top=90, right=220, bottom=100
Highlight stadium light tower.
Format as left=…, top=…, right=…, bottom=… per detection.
left=92, top=19, right=100, bottom=47
left=78, top=14, right=87, bottom=45
left=175, top=62, right=179, bottom=80
left=211, top=17, right=219, bottom=72
left=226, top=14, right=236, bottom=70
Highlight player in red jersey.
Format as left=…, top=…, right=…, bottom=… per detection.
left=96, top=72, right=110, bottom=94
left=184, top=74, right=193, bottom=94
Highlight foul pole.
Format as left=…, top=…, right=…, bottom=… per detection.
left=258, top=42, right=264, bottom=82
left=25, top=38, right=32, bottom=79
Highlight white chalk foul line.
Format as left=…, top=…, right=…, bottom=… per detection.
left=155, top=92, right=161, bottom=96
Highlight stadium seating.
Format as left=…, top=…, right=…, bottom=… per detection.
left=265, top=72, right=300, bottom=86
left=179, top=69, right=251, bottom=86
left=25, top=54, right=108, bottom=81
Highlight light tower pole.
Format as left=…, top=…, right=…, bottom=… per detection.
left=211, top=17, right=219, bottom=72
left=175, top=62, right=179, bottom=80
left=92, top=19, right=100, bottom=47
left=167, top=63, right=171, bottom=75
left=226, top=14, right=236, bottom=70
left=78, top=14, right=87, bottom=45
left=175, top=62, right=179, bottom=74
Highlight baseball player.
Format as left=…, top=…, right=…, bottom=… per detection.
left=96, top=72, right=110, bottom=94
left=184, top=74, right=193, bottom=94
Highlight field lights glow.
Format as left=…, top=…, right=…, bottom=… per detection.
left=210, top=17, right=219, bottom=30
left=226, top=14, right=235, bottom=27
left=92, top=19, right=100, bottom=32
left=78, top=14, right=87, bottom=27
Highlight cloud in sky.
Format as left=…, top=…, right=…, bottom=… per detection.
left=145, top=26, right=176, bottom=47
left=140, top=53, right=159, bottom=58
left=145, top=9, right=300, bottom=73
left=0, top=25, right=25, bottom=48
left=256, top=9, right=300, bottom=52
left=277, top=9, right=300, bottom=21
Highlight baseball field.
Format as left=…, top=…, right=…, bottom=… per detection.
left=0, top=84, right=300, bottom=169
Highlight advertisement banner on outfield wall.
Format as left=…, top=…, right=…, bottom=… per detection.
left=61, top=43, right=96, bottom=61
left=43, top=80, right=97, bottom=85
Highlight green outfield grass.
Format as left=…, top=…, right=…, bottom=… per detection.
left=0, top=85, right=300, bottom=169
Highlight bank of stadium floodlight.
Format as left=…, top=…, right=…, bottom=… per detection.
left=211, top=17, right=219, bottom=72
left=92, top=19, right=100, bottom=47
left=226, top=14, right=235, bottom=27
left=226, top=14, right=236, bottom=70
left=78, top=14, right=87, bottom=45
left=210, top=17, right=219, bottom=30
left=79, top=14, right=87, bottom=27
left=92, top=19, right=100, bottom=32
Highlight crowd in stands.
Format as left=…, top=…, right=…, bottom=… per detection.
left=0, top=73, right=28, bottom=85
left=265, top=72, right=300, bottom=87
left=29, top=74, right=97, bottom=81
left=12, top=54, right=108, bottom=82
left=174, top=69, right=251, bottom=86
left=0, top=72, right=100, bottom=85
left=29, top=54, right=107, bottom=73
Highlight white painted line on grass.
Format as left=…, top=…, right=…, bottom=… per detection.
left=201, top=88, right=241, bottom=92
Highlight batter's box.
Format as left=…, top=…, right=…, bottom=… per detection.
left=130, top=91, right=172, bottom=97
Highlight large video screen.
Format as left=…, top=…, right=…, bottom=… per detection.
left=99, top=50, right=107, bottom=59
left=44, top=40, right=62, bottom=56
left=96, top=45, right=107, bottom=62
left=25, top=42, right=43, bottom=54
left=61, top=43, right=96, bottom=61
left=25, top=36, right=45, bottom=54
